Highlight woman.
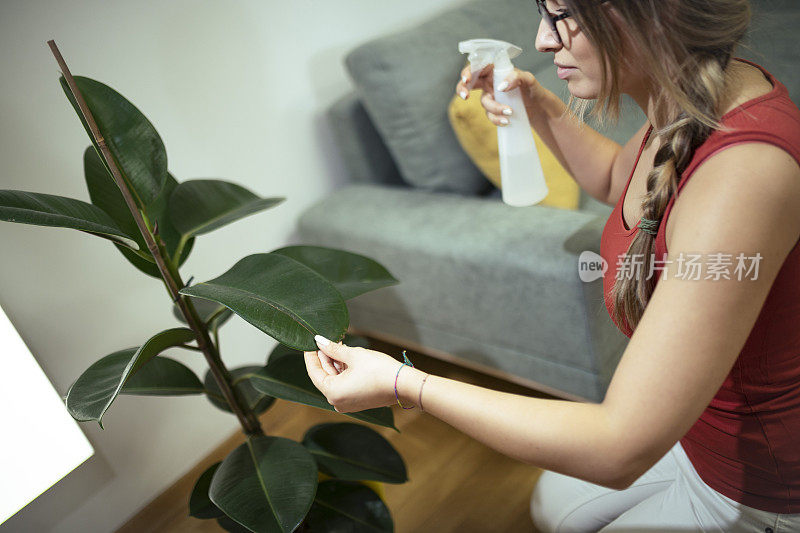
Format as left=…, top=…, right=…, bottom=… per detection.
left=304, top=0, right=800, bottom=530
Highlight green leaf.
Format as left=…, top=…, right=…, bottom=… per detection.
left=264, top=334, right=370, bottom=366
left=209, top=436, right=318, bottom=533
left=305, top=480, right=393, bottom=532
left=172, top=295, right=233, bottom=329
left=120, top=356, right=204, bottom=396
left=65, top=328, right=195, bottom=427
left=83, top=147, right=195, bottom=277
left=179, top=253, right=349, bottom=351
left=189, top=462, right=225, bottom=519
left=250, top=350, right=397, bottom=431
left=204, top=366, right=275, bottom=415
left=273, top=245, right=399, bottom=300
left=60, top=76, right=167, bottom=207
left=217, top=516, right=252, bottom=532
left=169, top=179, right=284, bottom=238
left=303, top=423, right=407, bottom=484
left=0, top=190, right=138, bottom=249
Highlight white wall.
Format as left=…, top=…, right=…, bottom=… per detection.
left=0, top=1, right=469, bottom=531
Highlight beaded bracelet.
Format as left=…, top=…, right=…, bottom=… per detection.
left=394, top=350, right=416, bottom=409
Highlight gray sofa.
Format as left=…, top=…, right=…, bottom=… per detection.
left=297, top=0, right=799, bottom=403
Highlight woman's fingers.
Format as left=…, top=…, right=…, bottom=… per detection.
left=481, top=91, right=512, bottom=126
left=317, top=351, right=339, bottom=375
left=499, top=68, right=543, bottom=104
left=480, top=90, right=512, bottom=115
left=456, top=63, right=496, bottom=100
left=304, top=351, right=331, bottom=391
left=496, top=69, right=518, bottom=92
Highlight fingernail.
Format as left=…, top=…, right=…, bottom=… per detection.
left=314, top=335, right=330, bottom=347
left=497, top=81, right=509, bottom=91
left=460, top=90, right=468, bottom=100
left=502, top=108, right=513, bottom=116
left=461, top=75, right=467, bottom=84
left=500, top=117, right=509, bottom=125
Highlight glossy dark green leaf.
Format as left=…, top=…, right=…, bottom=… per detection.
left=209, top=435, right=317, bottom=533
left=306, top=480, right=393, bottom=533
left=249, top=351, right=397, bottom=431
left=189, top=462, right=225, bottom=519
left=217, top=515, right=253, bottom=532
left=303, top=423, right=407, bottom=484
left=179, top=253, right=349, bottom=351
left=65, top=328, right=195, bottom=427
left=172, top=295, right=233, bottom=329
left=168, top=179, right=284, bottom=238
left=204, top=366, right=275, bottom=415
left=273, top=245, right=399, bottom=300
left=0, top=190, right=138, bottom=249
left=264, top=333, right=371, bottom=366
left=60, top=76, right=167, bottom=206
left=121, top=356, right=203, bottom=396
left=83, top=146, right=195, bottom=277
left=264, top=342, right=302, bottom=365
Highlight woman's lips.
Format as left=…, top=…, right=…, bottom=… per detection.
left=557, top=66, right=577, bottom=79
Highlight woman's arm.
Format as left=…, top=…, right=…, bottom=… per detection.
left=459, top=66, right=631, bottom=207
left=602, top=142, right=800, bottom=485
left=306, top=142, right=800, bottom=493
left=394, top=367, right=625, bottom=488
left=308, top=342, right=627, bottom=489
left=523, top=87, right=625, bottom=205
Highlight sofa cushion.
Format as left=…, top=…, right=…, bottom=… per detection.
left=447, top=89, right=581, bottom=210
left=345, top=0, right=551, bottom=195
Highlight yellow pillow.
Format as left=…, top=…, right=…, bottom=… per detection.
left=448, top=89, right=580, bottom=210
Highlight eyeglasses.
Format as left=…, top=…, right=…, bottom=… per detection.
left=536, top=0, right=610, bottom=45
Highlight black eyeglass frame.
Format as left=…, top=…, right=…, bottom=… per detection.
left=535, top=0, right=610, bottom=45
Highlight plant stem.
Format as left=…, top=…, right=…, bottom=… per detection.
left=178, top=344, right=203, bottom=352
left=48, top=40, right=263, bottom=437
left=205, top=305, right=228, bottom=327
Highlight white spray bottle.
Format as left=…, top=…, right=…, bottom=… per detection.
left=459, top=39, right=548, bottom=207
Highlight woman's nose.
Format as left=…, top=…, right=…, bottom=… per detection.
left=535, top=17, right=562, bottom=53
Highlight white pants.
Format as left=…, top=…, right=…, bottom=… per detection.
left=530, top=440, right=800, bottom=532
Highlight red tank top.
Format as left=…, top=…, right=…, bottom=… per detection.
left=600, top=58, right=800, bottom=513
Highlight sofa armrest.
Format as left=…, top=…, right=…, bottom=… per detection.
left=327, top=92, right=406, bottom=187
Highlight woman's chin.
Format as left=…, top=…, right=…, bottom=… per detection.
left=564, top=81, right=600, bottom=100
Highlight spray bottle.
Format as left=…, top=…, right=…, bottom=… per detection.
left=459, top=39, right=548, bottom=207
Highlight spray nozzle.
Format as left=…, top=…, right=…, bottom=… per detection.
left=458, top=39, right=523, bottom=87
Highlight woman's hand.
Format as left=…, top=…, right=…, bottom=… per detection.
left=455, top=64, right=547, bottom=127
left=303, top=336, right=403, bottom=413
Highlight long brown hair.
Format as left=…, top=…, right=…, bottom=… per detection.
left=560, top=0, right=751, bottom=332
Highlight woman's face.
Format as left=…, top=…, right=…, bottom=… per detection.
left=535, top=0, right=639, bottom=98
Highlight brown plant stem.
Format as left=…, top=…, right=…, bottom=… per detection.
left=48, top=39, right=263, bottom=436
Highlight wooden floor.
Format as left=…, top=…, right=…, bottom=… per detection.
left=118, top=339, right=557, bottom=533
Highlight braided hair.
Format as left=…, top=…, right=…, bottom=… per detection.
left=561, top=0, right=751, bottom=331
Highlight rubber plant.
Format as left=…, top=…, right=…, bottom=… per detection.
left=0, top=41, right=409, bottom=533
